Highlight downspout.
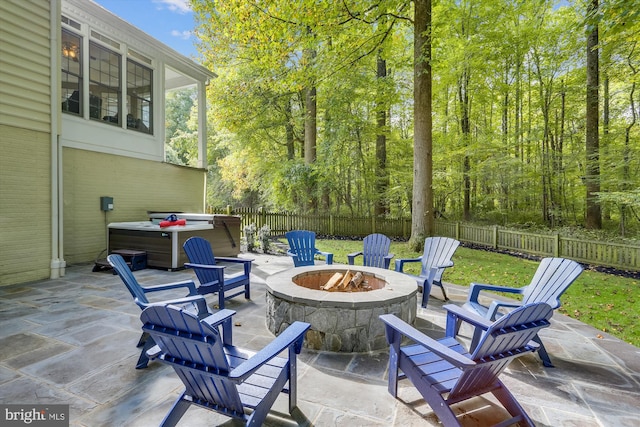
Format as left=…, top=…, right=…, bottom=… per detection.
left=50, top=0, right=66, bottom=278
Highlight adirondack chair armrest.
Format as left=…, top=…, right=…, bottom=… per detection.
left=215, top=257, right=253, bottom=265
left=394, top=257, right=422, bottom=272
left=467, top=282, right=523, bottom=304
left=201, top=309, right=236, bottom=329
left=316, top=250, right=333, bottom=264
left=443, top=303, right=493, bottom=337
left=380, top=314, right=475, bottom=369
left=201, top=309, right=236, bottom=345
left=383, top=253, right=395, bottom=269
left=485, top=300, right=522, bottom=320
left=347, top=251, right=363, bottom=264
left=286, top=249, right=298, bottom=259
left=184, top=262, right=226, bottom=272
left=229, top=321, right=311, bottom=382
left=214, top=257, right=253, bottom=275
left=139, top=279, right=199, bottom=296
left=135, top=295, right=210, bottom=315
left=436, top=260, right=454, bottom=269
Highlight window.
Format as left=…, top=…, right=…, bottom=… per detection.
left=89, top=41, right=121, bottom=125
left=127, top=59, right=153, bottom=133
left=61, top=29, right=82, bottom=116
left=60, top=25, right=156, bottom=134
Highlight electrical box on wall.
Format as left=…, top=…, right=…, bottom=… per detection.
left=100, top=196, right=114, bottom=211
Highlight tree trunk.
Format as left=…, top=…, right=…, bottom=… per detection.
left=621, top=42, right=637, bottom=236
left=501, top=62, right=509, bottom=214
left=585, top=0, right=602, bottom=229
left=410, top=0, right=434, bottom=250
left=375, top=55, right=390, bottom=217
left=458, top=69, right=471, bottom=221
left=304, top=86, right=317, bottom=164
left=286, top=98, right=295, bottom=160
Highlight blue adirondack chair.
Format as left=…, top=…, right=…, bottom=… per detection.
left=285, top=230, right=333, bottom=267
left=140, top=304, right=310, bottom=426
left=107, top=254, right=215, bottom=369
left=458, top=257, right=583, bottom=367
left=380, top=302, right=554, bottom=427
left=347, top=233, right=394, bottom=269
left=183, top=236, right=252, bottom=310
left=395, top=237, right=460, bottom=307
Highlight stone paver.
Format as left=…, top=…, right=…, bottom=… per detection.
left=0, top=252, right=639, bottom=426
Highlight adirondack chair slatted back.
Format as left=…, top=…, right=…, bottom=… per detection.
left=108, top=254, right=150, bottom=305
left=450, top=303, right=553, bottom=399
left=140, top=305, right=244, bottom=414
left=183, top=237, right=224, bottom=286
left=421, top=237, right=460, bottom=282
left=522, top=257, right=583, bottom=309
left=286, top=230, right=317, bottom=266
left=362, top=233, right=392, bottom=268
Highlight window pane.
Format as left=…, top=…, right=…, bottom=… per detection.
left=89, top=41, right=121, bottom=124
left=61, top=29, right=82, bottom=115
left=126, top=59, right=153, bottom=134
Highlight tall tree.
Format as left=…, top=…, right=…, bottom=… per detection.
left=585, top=0, right=602, bottom=229
left=411, top=0, right=434, bottom=248
left=375, top=54, right=390, bottom=217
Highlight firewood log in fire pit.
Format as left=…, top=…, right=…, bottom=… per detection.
left=337, top=271, right=353, bottom=290
left=320, top=270, right=370, bottom=291
left=322, top=272, right=344, bottom=291
left=349, top=272, right=364, bottom=288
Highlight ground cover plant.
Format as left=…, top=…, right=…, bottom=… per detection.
left=306, top=238, right=640, bottom=348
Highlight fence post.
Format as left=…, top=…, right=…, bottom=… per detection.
left=493, top=225, right=498, bottom=249
left=554, top=233, right=560, bottom=257
left=456, top=222, right=460, bottom=240
left=330, top=214, right=335, bottom=235
left=372, top=214, right=376, bottom=234
left=226, top=205, right=232, bottom=215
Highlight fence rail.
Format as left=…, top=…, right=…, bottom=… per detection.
left=209, top=206, right=640, bottom=271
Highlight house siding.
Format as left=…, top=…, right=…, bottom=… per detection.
left=0, top=0, right=51, bottom=133
left=0, top=126, right=52, bottom=286
left=63, top=148, right=206, bottom=264
left=0, top=0, right=53, bottom=286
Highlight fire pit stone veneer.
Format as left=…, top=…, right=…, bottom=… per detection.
left=266, top=265, right=418, bottom=352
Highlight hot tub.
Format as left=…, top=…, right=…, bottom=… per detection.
left=108, top=214, right=241, bottom=270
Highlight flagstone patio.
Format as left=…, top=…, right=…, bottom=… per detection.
left=1, top=252, right=638, bottom=426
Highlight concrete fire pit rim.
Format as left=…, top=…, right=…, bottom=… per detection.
left=266, top=264, right=417, bottom=308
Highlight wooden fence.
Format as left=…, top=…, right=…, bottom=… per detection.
left=208, top=206, right=640, bottom=271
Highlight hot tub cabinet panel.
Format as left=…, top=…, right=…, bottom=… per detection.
left=108, top=215, right=240, bottom=270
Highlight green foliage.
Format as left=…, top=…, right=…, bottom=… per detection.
left=243, top=223, right=257, bottom=252
left=258, top=224, right=271, bottom=253
left=190, top=0, right=640, bottom=236
left=244, top=223, right=272, bottom=252
left=165, top=88, right=198, bottom=167
left=310, top=238, right=639, bottom=347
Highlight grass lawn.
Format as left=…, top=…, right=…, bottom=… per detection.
left=302, top=238, right=640, bottom=348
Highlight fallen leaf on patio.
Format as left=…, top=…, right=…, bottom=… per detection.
left=596, top=334, right=603, bottom=339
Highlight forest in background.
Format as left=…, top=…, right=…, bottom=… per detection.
left=165, top=0, right=640, bottom=239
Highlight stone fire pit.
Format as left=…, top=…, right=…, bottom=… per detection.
left=266, top=265, right=417, bottom=352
